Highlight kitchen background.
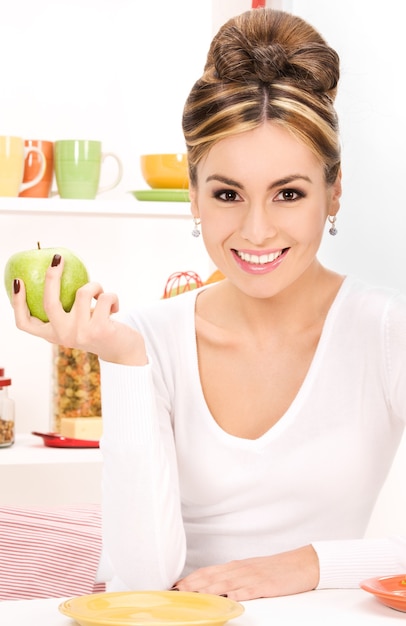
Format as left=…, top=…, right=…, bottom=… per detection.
left=0, top=0, right=404, bottom=528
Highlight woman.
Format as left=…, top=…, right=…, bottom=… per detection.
left=11, top=8, right=406, bottom=599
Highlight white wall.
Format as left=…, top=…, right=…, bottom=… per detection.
left=0, top=0, right=212, bottom=188
left=290, top=0, right=406, bottom=294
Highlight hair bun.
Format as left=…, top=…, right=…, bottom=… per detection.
left=205, top=10, right=339, bottom=99
left=208, top=29, right=290, bottom=84
left=252, top=43, right=289, bottom=82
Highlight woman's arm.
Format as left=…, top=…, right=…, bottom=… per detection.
left=172, top=537, right=405, bottom=601
left=11, top=256, right=187, bottom=588
left=99, top=360, right=186, bottom=591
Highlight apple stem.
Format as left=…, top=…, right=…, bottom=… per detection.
left=37, top=242, right=41, bottom=250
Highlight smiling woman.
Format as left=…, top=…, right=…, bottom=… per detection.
left=9, top=6, right=406, bottom=603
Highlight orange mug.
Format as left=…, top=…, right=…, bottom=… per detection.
left=19, top=140, right=54, bottom=198
left=0, top=136, right=46, bottom=197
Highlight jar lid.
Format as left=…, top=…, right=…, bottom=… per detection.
left=0, top=377, right=11, bottom=387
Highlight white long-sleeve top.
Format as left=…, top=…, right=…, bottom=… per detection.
left=98, top=275, right=406, bottom=591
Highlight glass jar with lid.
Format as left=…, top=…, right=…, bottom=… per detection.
left=0, top=368, right=15, bottom=448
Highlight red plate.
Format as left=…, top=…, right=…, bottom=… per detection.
left=31, top=431, right=99, bottom=448
left=360, top=574, right=406, bottom=612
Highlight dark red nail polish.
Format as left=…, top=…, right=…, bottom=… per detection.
left=169, top=586, right=180, bottom=591
left=13, top=279, right=20, bottom=294
left=51, top=254, right=61, bottom=267
left=219, top=593, right=228, bottom=597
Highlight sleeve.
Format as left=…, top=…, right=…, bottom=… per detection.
left=98, top=359, right=186, bottom=592
left=313, top=537, right=406, bottom=588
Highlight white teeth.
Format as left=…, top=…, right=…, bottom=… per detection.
left=237, top=250, right=283, bottom=264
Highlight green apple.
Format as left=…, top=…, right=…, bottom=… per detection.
left=4, top=243, right=89, bottom=322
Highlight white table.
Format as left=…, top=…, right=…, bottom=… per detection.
left=0, top=589, right=404, bottom=625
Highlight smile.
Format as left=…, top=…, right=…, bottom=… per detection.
left=231, top=247, right=289, bottom=275
left=234, top=249, right=285, bottom=265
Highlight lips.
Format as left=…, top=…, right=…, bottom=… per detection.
left=231, top=247, right=289, bottom=274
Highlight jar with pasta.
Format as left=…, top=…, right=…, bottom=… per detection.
left=51, top=345, right=102, bottom=441
left=0, top=368, right=15, bottom=448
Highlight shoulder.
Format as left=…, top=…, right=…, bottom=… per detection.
left=328, top=276, right=405, bottom=341
left=340, top=275, right=406, bottom=314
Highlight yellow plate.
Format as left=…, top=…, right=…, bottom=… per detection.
left=59, top=590, right=245, bottom=626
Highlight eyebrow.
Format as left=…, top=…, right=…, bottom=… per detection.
left=205, top=174, right=312, bottom=189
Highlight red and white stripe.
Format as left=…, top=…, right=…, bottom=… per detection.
left=0, top=504, right=105, bottom=600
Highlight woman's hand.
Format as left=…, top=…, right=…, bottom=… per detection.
left=11, top=254, right=147, bottom=366
left=172, top=545, right=320, bottom=601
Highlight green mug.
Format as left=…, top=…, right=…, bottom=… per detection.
left=54, top=139, right=123, bottom=199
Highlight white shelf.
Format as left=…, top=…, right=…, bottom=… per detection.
left=0, top=197, right=191, bottom=219
left=0, top=434, right=102, bottom=466
left=0, top=435, right=103, bottom=505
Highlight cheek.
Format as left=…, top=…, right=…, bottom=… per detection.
left=287, top=209, right=326, bottom=246
left=199, top=219, right=235, bottom=266
left=200, top=223, right=224, bottom=250
left=200, top=209, right=235, bottom=238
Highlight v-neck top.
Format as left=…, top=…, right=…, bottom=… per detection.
left=98, top=276, right=406, bottom=592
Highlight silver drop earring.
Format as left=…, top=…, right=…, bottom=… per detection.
left=191, top=217, right=201, bottom=238
left=328, top=215, right=338, bottom=236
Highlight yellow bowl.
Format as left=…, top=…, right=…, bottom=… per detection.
left=140, top=153, right=189, bottom=189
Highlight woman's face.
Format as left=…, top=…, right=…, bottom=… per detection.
left=190, top=121, right=341, bottom=299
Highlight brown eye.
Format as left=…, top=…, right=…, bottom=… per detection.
left=276, top=188, right=304, bottom=202
left=215, top=189, right=240, bottom=202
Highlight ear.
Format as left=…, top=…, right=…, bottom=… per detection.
left=329, top=168, right=342, bottom=216
left=189, top=185, right=199, bottom=219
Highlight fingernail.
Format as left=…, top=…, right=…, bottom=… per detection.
left=169, top=586, right=180, bottom=591
left=13, top=279, right=20, bottom=294
left=51, top=254, right=61, bottom=267
left=219, top=594, right=228, bottom=597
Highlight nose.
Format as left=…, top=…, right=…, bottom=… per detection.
left=240, top=203, right=278, bottom=245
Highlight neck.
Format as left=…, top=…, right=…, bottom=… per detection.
left=199, top=262, right=344, bottom=339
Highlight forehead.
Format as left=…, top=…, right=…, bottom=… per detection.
left=199, top=121, right=323, bottom=182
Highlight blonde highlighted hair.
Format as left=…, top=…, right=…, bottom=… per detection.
left=182, top=8, right=341, bottom=186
